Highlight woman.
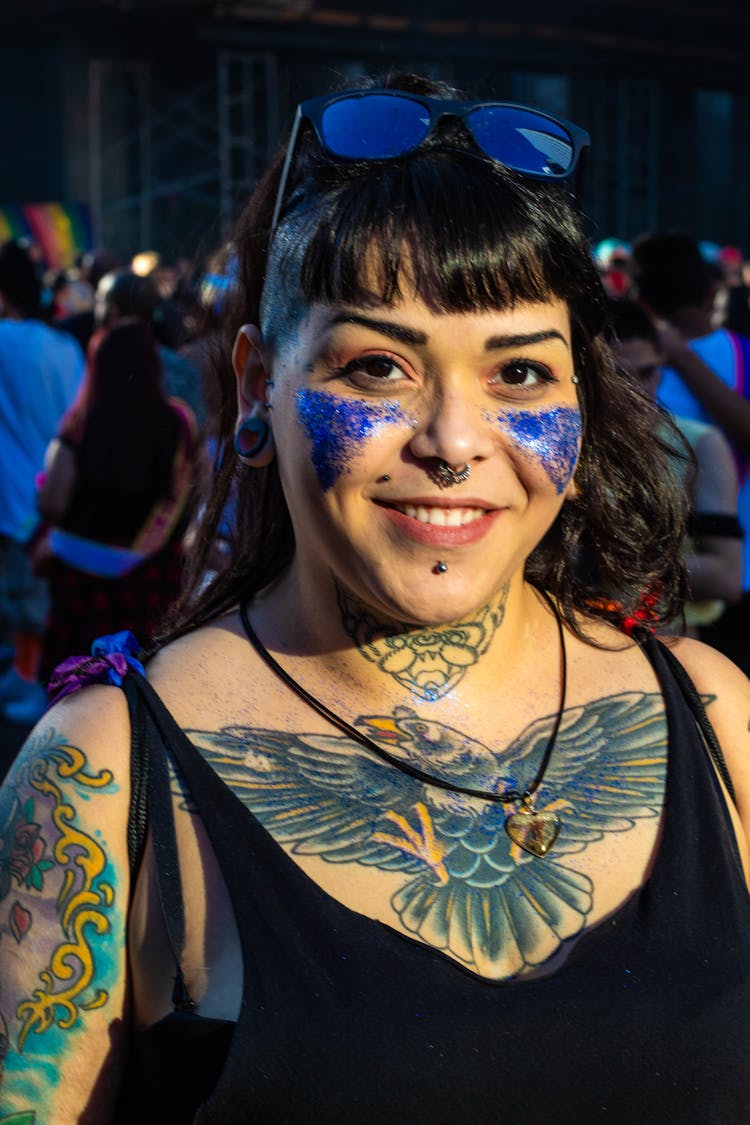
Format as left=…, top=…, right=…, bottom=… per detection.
left=1, top=75, right=749, bottom=1124
left=34, top=318, right=198, bottom=680
left=607, top=297, right=743, bottom=631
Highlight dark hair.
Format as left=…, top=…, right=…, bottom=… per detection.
left=0, top=239, right=42, bottom=318
left=167, top=73, right=688, bottom=642
left=630, top=232, right=712, bottom=318
left=69, top=320, right=179, bottom=496
left=97, top=270, right=159, bottom=325
left=606, top=299, right=661, bottom=351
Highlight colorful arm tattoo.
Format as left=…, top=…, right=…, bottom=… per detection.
left=0, top=727, right=123, bottom=1121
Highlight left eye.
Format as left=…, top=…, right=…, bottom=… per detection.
left=490, top=360, right=554, bottom=389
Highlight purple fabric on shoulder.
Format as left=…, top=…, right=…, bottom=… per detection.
left=47, top=630, right=146, bottom=705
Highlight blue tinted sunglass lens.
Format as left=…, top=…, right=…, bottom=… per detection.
left=467, top=106, right=574, bottom=177
left=321, top=94, right=431, bottom=158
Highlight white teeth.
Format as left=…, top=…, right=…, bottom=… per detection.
left=398, top=504, right=485, bottom=526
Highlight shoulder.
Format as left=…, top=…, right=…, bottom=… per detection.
left=667, top=634, right=749, bottom=699
left=691, top=420, right=733, bottom=457
left=690, top=328, right=739, bottom=376
left=27, top=682, right=133, bottom=790
left=663, top=635, right=750, bottom=833
left=166, top=396, right=199, bottom=439
left=690, top=424, right=738, bottom=503
left=145, top=612, right=253, bottom=722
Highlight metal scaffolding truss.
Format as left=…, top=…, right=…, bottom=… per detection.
left=585, top=74, right=661, bottom=240
left=88, top=49, right=280, bottom=258
left=218, top=50, right=280, bottom=237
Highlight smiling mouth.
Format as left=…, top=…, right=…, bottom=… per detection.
left=390, top=503, right=489, bottom=527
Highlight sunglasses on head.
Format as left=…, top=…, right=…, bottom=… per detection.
left=269, top=88, right=591, bottom=247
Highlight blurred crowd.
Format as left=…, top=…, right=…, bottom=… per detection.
left=0, top=227, right=749, bottom=728
left=0, top=238, right=235, bottom=727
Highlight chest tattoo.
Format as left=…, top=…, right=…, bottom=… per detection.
left=184, top=691, right=668, bottom=977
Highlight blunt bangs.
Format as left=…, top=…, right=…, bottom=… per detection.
left=279, top=149, right=603, bottom=328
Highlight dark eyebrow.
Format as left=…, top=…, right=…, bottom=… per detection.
left=484, top=330, right=570, bottom=350
left=328, top=314, right=569, bottom=352
left=328, top=312, right=428, bottom=346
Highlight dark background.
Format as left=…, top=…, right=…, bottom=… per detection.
left=1, top=0, right=748, bottom=264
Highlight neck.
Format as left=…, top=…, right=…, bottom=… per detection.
left=336, top=578, right=513, bottom=702
left=671, top=305, right=714, bottom=339
left=253, top=562, right=543, bottom=705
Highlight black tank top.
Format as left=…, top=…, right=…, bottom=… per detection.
left=119, top=637, right=750, bottom=1124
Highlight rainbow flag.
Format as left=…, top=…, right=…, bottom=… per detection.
left=0, top=201, right=93, bottom=270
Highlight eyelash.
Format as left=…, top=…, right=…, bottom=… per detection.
left=330, top=354, right=557, bottom=394
left=489, top=359, right=556, bottom=391
left=333, top=354, right=408, bottom=388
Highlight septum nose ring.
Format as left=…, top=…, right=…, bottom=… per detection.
left=432, top=460, right=472, bottom=488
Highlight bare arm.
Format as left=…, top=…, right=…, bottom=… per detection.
left=659, top=323, right=750, bottom=453
left=686, top=427, right=743, bottom=603
left=36, top=440, right=77, bottom=525
left=0, top=688, right=131, bottom=1125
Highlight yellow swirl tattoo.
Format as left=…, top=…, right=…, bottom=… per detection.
left=15, top=732, right=116, bottom=1052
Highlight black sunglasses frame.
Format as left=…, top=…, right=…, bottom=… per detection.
left=268, top=88, right=591, bottom=247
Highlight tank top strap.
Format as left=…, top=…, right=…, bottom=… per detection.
left=638, top=634, right=747, bottom=904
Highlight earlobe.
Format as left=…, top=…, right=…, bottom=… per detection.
left=234, top=414, right=275, bottom=466
left=233, top=324, right=271, bottom=409
left=233, top=324, right=276, bottom=468
left=565, top=467, right=582, bottom=501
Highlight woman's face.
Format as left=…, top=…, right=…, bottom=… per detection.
left=260, top=291, right=581, bottom=624
left=611, top=337, right=662, bottom=401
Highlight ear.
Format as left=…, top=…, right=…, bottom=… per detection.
left=232, top=324, right=272, bottom=414
left=564, top=459, right=583, bottom=502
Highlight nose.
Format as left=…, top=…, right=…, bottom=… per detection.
left=409, top=388, right=495, bottom=470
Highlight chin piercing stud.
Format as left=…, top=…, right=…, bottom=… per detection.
left=434, top=561, right=448, bottom=574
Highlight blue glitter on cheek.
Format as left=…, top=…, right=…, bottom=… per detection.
left=485, top=405, right=582, bottom=494
left=295, top=388, right=411, bottom=491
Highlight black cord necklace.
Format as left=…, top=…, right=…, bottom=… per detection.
left=238, top=588, right=566, bottom=857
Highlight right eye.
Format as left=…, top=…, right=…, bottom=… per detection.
left=336, top=354, right=409, bottom=390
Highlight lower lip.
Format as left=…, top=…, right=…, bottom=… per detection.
left=376, top=504, right=502, bottom=547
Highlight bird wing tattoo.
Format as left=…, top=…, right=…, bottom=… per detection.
left=184, top=690, right=667, bottom=978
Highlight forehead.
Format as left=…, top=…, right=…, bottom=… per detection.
left=260, top=212, right=570, bottom=350
left=299, top=293, right=573, bottom=343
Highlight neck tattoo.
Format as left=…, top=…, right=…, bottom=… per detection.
left=334, top=579, right=509, bottom=702
left=239, top=588, right=566, bottom=858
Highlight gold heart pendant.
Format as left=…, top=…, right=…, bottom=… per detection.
left=505, top=808, right=561, bottom=857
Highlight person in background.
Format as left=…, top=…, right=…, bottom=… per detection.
left=55, top=248, right=122, bottom=353
left=35, top=319, right=199, bottom=681
left=713, top=245, right=750, bottom=338
left=0, top=240, right=84, bottom=724
left=96, top=269, right=206, bottom=429
left=631, top=230, right=750, bottom=670
left=594, top=238, right=632, bottom=298
left=607, top=298, right=743, bottom=633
